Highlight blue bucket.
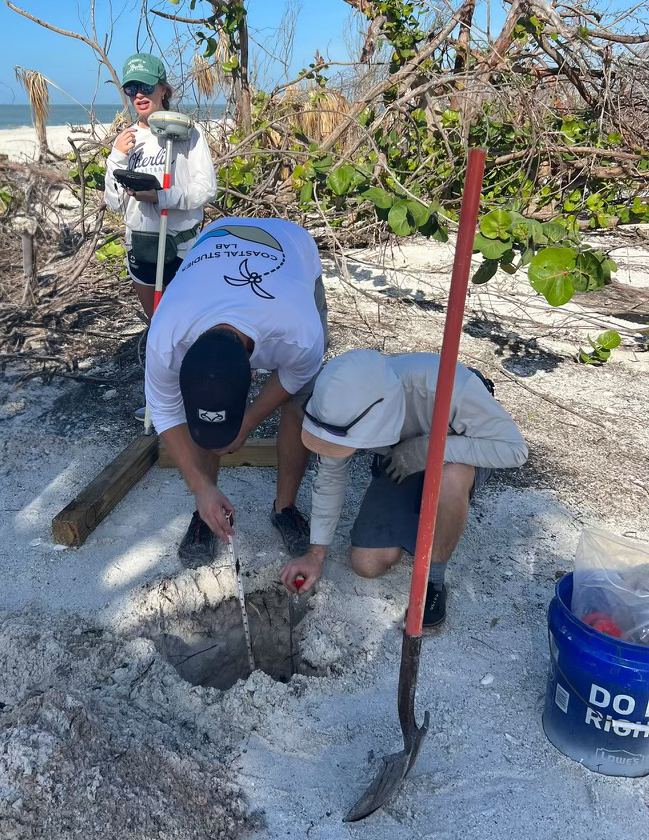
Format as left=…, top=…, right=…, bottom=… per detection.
left=543, top=573, right=649, bottom=777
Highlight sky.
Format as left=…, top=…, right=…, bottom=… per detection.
left=0, top=0, right=355, bottom=105
left=0, top=0, right=640, bottom=106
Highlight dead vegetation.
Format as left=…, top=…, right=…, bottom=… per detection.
left=2, top=1, right=649, bottom=379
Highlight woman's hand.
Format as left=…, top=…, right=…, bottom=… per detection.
left=114, top=128, right=136, bottom=155
left=126, top=188, right=159, bottom=203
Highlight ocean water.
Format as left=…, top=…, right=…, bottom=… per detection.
left=0, top=103, right=225, bottom=130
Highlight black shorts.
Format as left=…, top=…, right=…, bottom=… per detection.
left=350, top=460, right=494, bottom=555
left=127, top=252, right=184, bottom=286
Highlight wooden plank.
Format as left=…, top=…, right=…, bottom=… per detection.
left=158, top=437, right=277, bottom=469
left=52, top=434, right=159, bottom=547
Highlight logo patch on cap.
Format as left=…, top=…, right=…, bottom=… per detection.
left=198, top=409, right=226, bottom=423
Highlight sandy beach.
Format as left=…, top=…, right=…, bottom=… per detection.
left=0, top=123, right=112, bottom=162
left=0, top=118, right=229, bottom=162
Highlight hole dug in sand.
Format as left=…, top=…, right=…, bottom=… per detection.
left=153, top=584, right=319, bottom=690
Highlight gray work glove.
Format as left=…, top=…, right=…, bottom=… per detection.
left=382, top=435, right=430, bottom=484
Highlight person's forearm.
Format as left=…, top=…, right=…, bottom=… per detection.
left=242, top=370, right=292, bottom=435
left=306, top=544, right=327, bottom=563
left=160, top=423, right=218, bottom=494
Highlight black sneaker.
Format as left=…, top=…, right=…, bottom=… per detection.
left=270, top=504, right=309, bottom=557
left=423, top=584, right=447, bottom=629
left=178, top=511, right=214, bottom=567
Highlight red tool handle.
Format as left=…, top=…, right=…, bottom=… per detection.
left=295, top=576, right=305, bottom=591
left=404, top=149, right=487, bottom=638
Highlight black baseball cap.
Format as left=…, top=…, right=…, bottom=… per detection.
left=179, top=329, right=251, bottom=449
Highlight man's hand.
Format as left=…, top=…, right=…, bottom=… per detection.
left=195, top=483, right=234, bottom=543
left=126, top=188, right=158, bottom=203
left=114, top=127, right=136, bottom=155
left=280, top=547, right=326, bottom=594
left=382, top=435, right=430, bottom=484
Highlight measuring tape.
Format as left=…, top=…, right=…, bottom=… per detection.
left=226, top=517, right=255, bottom=674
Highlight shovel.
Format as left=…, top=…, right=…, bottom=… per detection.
left=344, top=148, right=487, bottom=822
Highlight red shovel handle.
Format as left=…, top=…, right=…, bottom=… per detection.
left=295, top=576, right=305, bottom=591
left=405, top=149, right=487, bottom=638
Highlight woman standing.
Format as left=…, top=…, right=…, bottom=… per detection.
left=105, top=54, right=217, bottom=318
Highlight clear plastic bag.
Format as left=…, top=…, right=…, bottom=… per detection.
left=572, top=527, right=649, bottom=645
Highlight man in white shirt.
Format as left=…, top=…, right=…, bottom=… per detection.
left=146, top=217, right=326, bottom=564
left=280, top=349, right=527, bottom=628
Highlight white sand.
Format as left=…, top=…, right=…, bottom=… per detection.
left=0, top=118, right=230, bottom=162
left=0, top=123, right=111, bottom=162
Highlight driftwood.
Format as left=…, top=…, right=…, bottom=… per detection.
left=0, top=159, right=72, bottom=184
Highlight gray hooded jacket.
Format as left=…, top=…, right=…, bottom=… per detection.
left=310, top=353, right=528, bottom=545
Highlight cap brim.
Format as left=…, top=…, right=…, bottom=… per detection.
left=122, top=71, right=160, bottom=86
left=301, top=428, right=356, bottom=458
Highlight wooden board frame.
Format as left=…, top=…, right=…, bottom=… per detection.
left=52, top=434, right=159, bottom=547
left=158, top=437, right=277, bottom=469
left=51, top=435, right=277, bottom=548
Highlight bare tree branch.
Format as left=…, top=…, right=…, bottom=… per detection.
left=6, top=1, right=130, bottom=113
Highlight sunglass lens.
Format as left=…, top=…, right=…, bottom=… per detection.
left=123, top=82, right=155, bottom=96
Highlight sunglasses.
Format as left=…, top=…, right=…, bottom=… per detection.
left=302, top=397, right=384, bottom=437
left=123, top=82, right=156, bottom=97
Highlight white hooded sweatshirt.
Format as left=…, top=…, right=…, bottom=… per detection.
left=105, top=121, right=217, bottom=257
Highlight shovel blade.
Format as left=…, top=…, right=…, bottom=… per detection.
left=344, top=633, right=429, bottom=822
left=343, top=709, right=429, bottom=822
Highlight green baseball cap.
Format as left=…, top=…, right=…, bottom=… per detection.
left=122, top=54, right=167, bottom=87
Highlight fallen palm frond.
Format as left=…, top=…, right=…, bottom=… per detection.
left=15, top=67, right=50, bottom=162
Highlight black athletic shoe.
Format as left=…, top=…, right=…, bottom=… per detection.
left=423, top=584, right=447, bottom=629
left=178, top=511, right=214, bottom=567
left=270, top=504, right=310, bottom=557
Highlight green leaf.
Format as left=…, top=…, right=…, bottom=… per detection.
left=0, top=188, right=11, bottom=213
left=326, top=164, right=354, bottom=196
left=542, top=221, right=566, bottom=243
left=406, top=199, right=430, bottom=229
left=520, top=247, right=534, bottom=266
left=204, top=37, right=218, bottom=58
left=573, top=251, right=604, bottom=292
left=361, top=186, right=394, bottom=210
left=597, top=330, right=621, bottom=350
left=601, top=257, right=617, bottom=284
left=508, top=212, right=543, bottom=244
left=388, top=200, right=415, bottom=236
left=500, top=262, right=518, bottom=275
left=358, top=108, right=373, bottom=127
left=472, top=260, right=499, bottom=285
left=480, top=209, right=512, bottom=239
left=96, top=241, right=126, bottom=261
left=299, top=182, right=313, bottom=204
left=473, top=233, right=513, bottom=260
left=432, top=224, right=449, bottom=243
left=312, top=154, right=333, bottom=174
left=528, top=247, right=576, bottom=306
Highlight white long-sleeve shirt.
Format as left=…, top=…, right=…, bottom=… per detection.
left=310, top=354, right=528, bottom=545
left=105, top=121, right=217, bottom=257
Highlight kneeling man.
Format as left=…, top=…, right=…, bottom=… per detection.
left=280, top=349, right=527, bottom=628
